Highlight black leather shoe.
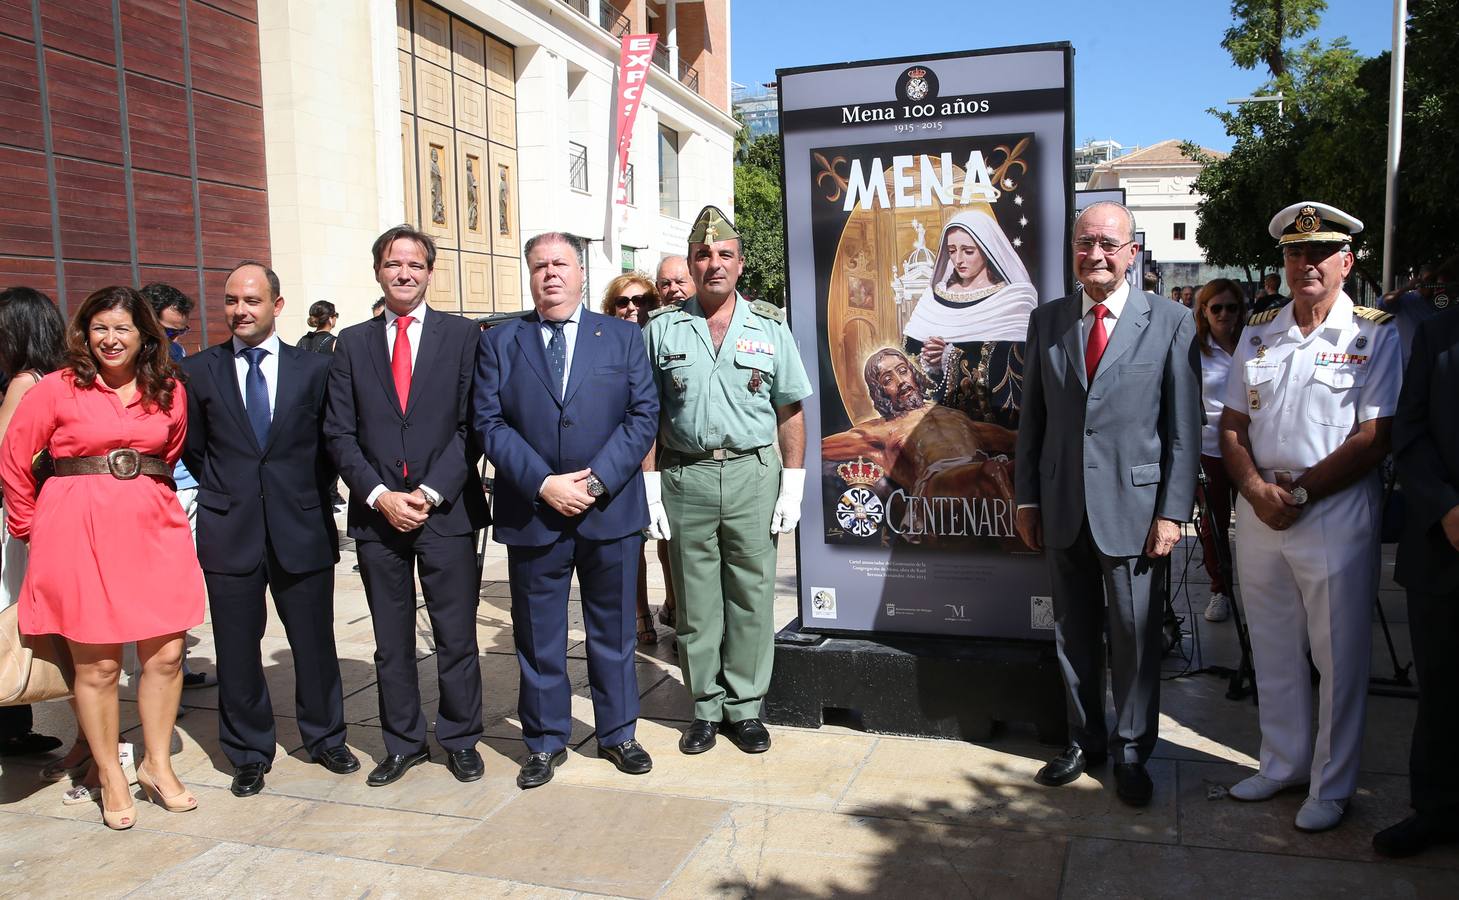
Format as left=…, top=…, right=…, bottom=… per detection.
left=678, top=719, right=718, bottom=755
left=1035, top=746, right=1104, bottom=787
left=312, top=745, right=360, bottom=775
left=230, top=761, right=270, bottom=797
left=598, top=739, right=652, bottom=775
left=517, top=749, right=567, bottom=789
left=722, top=719, right=771, bottom=754
left=1114, top=762, right=1154, bottom=807
left=1373, top=812, right=1459, bottom=858
left=366, top=749, right=429, bottom=787
left=0, top=732, right=63, bottom=756
left=446, top=747, right=485, bottom=783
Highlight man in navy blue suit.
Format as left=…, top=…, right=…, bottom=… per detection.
left=182, top=261, right=356, bottom=797
left=474, top=232, right=659, bottom=789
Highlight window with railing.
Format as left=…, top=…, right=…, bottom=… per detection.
left=568, top=141, right=588, bottom=193
left=600, top=2, right=630, bottom=37
left=623, top=162, right=635, bottom=207
left=651, top=43, right=701, bottom=94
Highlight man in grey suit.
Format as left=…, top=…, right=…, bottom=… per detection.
left=1375, top=304, right=1459, bottom=856
left=1014, top=201, right=1201, bottom=807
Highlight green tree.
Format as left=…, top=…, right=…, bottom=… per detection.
left=734, top=134, right=786, bottom=304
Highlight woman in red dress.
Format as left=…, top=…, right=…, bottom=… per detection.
left=0, top=286, right=205, bottom=830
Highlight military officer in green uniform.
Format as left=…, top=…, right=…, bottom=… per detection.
left=643, top=205, right=812, bottom=756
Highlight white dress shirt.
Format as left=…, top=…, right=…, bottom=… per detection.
left=367, top=300, right=441, bottom=509
left=1199, top=336, right=1234, bottom=457
left=536, top=303, right=583, bottom=497
left=538, top=301, right=583, bottom=394
left=231, top=333, right=280, bottom=415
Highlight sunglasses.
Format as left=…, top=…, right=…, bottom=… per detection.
left=1207, top=303, right=1240, bottom=314
left=614, top=294, right=649, bottom=308
left=165, top=325, right=191, bottom=339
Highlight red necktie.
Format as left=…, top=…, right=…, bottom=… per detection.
left=1085, top=303, right=1109, bottom=383
left=392, top=315, right=414, bottom=412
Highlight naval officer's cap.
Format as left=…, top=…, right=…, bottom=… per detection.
left=687, top=205, right=740, bottom=246
left=1268, top=201, right=1363, bottom=247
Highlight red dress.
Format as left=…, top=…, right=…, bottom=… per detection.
left=0, top=370, right=204, bottom=643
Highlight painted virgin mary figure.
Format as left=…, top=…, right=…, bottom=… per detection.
left=902, top=210, right=1037, bottom=429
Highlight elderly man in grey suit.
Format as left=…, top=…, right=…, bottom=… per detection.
left=1014, top=201, right=1201, bottom=807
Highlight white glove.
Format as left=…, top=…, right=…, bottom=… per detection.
left=770, top=468, right=806, bottom=535
left=644, top=471, right=672, bottom=541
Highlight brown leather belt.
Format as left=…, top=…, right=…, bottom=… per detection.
left=52, top=449, right=172, bottom=481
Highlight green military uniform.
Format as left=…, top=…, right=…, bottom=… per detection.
left=645, top=291, right=812, bottom=723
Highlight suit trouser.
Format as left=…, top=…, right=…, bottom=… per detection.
left=358, top=528, right=483, bottom=755
left=1048, top=518, right=1166, bottom=764
left=1234, top=478, right=1379, bottom=800
left=206, top=539, right=345, bottom=767
left=1405, top=588, right=1459, bottom=814
left=663, top=450, right=780, bottom=723
left=506, top=533, right=640, bottom=754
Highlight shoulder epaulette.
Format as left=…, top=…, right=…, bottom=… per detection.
left=1247, top=309, right=1280, bottom=325
left=749, top=299, right=786, bottom=323
left=1353, top=305, right=1394, bottom=325
left=647, top=304, right=679, bottom=320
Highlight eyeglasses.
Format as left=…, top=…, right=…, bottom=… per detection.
left=614, top=294, right=649, bottom=308
left=1073, top=238, right=1135, bottom=255
left=1207, top=303, right=1240, bottom=314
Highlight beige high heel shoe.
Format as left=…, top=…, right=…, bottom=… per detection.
left=135, top=763, right=197, bottom=813
left=102, top=801, right=136, bottom=830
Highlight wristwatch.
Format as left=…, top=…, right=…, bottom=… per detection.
left=1290, top=486, right=1309, bottom=506
left=585, top=474, right=606, bottom=498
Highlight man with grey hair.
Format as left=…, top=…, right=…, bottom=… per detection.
left=656, top=255, right=692, bottom=308
left=1015, top=200, right=1201, bottom=807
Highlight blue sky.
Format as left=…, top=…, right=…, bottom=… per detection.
left=730, top=0, right=1395, bottom=151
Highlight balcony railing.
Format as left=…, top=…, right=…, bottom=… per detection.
left=557, top=1, right=630, bottom=38
left=652, top=43, right=700, bottom=94
left=568, top=141, right=588, bottom=192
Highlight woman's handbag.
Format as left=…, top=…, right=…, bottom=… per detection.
left=0, top=603, right=73, bottom=705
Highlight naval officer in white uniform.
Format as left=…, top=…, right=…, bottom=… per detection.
left=1218, top=202, right=1402, bottom=833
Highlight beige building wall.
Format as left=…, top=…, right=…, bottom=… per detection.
left=259, top=0, right=391, bottom=338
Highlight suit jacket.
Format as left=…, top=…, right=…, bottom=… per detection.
left=325, top=309, right=489, bottom=541
left=181, top=340, right=339, bottom=575
left=1393, top=311, right=1459, bottom=591
left=1014, top=289, right=1202, bottom=557
left=474, top=309, right=658, bottom=546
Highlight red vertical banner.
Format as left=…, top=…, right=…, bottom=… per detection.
left=614, top=34, right=658, bottom=210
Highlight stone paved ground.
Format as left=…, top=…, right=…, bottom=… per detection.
left=2, top=524, right=1457, bottom=898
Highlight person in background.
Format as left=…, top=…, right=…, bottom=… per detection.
left=1180, top=285, right=1196, bottom=308
left=1191, top=279, right=1245, bottom=623
left=0, top=287, right=206, bottom=830
left=296, top=301, right=340, bottom=354
left=1170, top=286, right=1184, bottom=304
left=371, top=297, right=386, bottom=318
left=599, top=272, right=664, bottom=646
left=140, top=283, right=211, bottom=691
left=1380, top=258, right=1459, bottom=368
left=0, top=287, right=66, bottom=758
left=1142, top=271, right=1161, bottom=294
left=1249, top=272, right=1287, bottom=319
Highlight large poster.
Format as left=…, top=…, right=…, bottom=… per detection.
left=780, top=46, right=1073, bottom=639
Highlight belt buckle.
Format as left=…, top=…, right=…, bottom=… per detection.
left=711, top=448, right=728, bottom=461
left=106, top=448, right=141, bottom=480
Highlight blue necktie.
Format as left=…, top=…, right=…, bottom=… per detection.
left=545, top=321, right=566, bottom=398
left=241, top=347, right=271, bottom=447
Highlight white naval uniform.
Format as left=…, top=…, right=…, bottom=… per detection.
left=1222, top=292, right=1402, bottom=800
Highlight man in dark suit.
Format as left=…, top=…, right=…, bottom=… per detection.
left=1014, top=201, right=1201, bottom=807
left=325, top=225, right=491, bottom=786
left=1376, top=305, right=1459, bottom=856
left=181, top=261, right=357, bottom=796
left=474, top=233, right=659, bottom=788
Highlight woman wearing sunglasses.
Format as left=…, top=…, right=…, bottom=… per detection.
left=1193, top=279, right=1247, bottom=623
left=597, top=273, right=672, bottom=646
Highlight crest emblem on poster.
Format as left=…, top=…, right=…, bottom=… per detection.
left=897, top=65, right=938, bottom=103
left=834, top=458, right=886, bottom=537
